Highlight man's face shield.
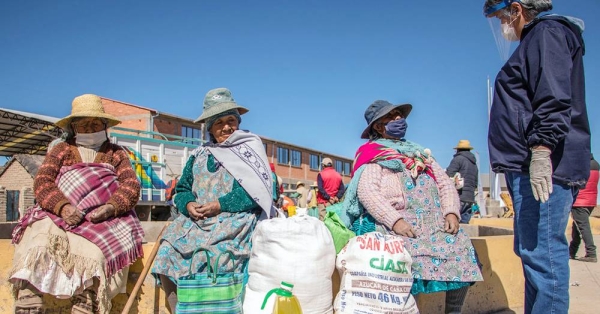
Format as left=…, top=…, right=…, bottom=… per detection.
left=484, top=0, right=514, bottom=17
left=485, top=1, right=519, bottom=60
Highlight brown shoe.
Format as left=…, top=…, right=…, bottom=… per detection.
left=578, top=256, right=598, bottom=263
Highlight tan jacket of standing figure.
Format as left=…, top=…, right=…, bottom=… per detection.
left=295, top=181, right=308, bottom=208
left=307, top=182, right=318, bottom=208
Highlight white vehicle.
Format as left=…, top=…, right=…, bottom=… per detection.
left=109, top=127, right=204, bottom=220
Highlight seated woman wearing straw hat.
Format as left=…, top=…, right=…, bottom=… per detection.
left=151, top=88, right=275, bottom=313
left=9, top=94, right=144, bottom=314
left=343, top=100, right=483, bottom=313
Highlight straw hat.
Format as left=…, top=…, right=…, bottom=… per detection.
left=361, top=100, right=412, bottom=139
left=55, top=94, right=121, bottom=129
left=296, top=181, right=305, bottom=187
left=454, top=139, right=473, bottom=150
left=194, top=88, right=249, bottom=123
left=310, top=181, right=318, bottom=187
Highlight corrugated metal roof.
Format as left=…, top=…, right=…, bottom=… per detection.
left=0, top=108, right=63, bottom=156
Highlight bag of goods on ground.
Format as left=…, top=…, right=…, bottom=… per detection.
left=243, top=214, right=336, bottom=314
left=334, top=232, right=419, bottom=314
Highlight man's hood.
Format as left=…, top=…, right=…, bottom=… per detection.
left=454, top=150, right=476, bottom=164
left=454, top=151, right=477, bottom=164
left=534, top=14, right=585, bottom=55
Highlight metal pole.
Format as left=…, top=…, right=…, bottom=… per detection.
left=487, top=76, right=494, bottom=200
left=474, top=151, right=487, bottom=217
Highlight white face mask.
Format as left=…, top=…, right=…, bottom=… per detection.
left=76, top=130, right=107, bottom=149
left=500, top=8, right=520, bottom=42
left=501, top=23, right=519, bottom=41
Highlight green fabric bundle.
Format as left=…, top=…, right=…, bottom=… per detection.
left=324, top=211, right=356, bottom=254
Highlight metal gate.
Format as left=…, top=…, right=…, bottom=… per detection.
left=6, top=190, right=20, bottom=221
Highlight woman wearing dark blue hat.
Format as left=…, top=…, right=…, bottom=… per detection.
left=343, top=100, right=483, bottom=313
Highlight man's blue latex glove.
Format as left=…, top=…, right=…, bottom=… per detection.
left=530, top=146, right=553, bottom=203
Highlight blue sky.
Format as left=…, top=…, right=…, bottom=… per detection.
left=1, top=0, right=598, bottom=171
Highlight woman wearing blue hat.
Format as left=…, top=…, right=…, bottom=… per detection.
left=343, top=100, right=483, bottom=313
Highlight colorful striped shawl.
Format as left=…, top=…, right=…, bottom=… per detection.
left=12, top=163, right=144, bottom=277
left=352, top=140, right=435, bottom=180
left=344, top=140, right=436, bottom=220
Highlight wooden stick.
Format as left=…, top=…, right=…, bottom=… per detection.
left=122, top=222, right=170, bottom=314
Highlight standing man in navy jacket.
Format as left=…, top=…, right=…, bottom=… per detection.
left=446, top=140, right=479, bottom=224
left=484, top=1, right=591, bottom=313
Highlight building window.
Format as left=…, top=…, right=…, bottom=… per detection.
left=309, top=154, right=320, bottom=170
left=291, top=150, right=302, bottom=167
left=344, top=162, right=351, bottom=176
left=181, top=126, right=202, bottom=145
left=335, top=160, right=343, bottom=174
left=277, top=147, right=289, bottom=165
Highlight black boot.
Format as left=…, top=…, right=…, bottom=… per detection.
left=445, top=286, right=469, bottom=314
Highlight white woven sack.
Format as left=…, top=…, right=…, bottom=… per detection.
left=243, top=214, right=336, bottom=314
left=334, top=232, right=419, bottom=314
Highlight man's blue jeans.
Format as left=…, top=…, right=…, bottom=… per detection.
left=459, top=201, right=473, bottom=224
left=505, top=171, right=575, bottom=314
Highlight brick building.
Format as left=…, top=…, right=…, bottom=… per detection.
left=0, top=155, right=43, bottom=222
left=262, top=137, right=351, bottom=190
left=102, top=97, right=352, bottom=190
left=0, top=98, right=353, bottom=220
left=101, top=97, right=203, bottom=143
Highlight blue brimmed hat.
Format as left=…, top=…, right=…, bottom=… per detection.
left=194, top=88, right=249, bottom=123
left=361, top=100, right=412, bottom=139
left=484, top=0, right=520, bottom=17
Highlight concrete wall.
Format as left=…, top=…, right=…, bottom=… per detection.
left=473, top=217, right=600, bottom=235
left=0, top=222, right=527, bottom=313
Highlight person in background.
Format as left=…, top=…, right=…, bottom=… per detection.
left=270, top=163, right=281, bottom=206
left=345, top=100, right=483, bottom=313
left=569, top=154, right=599, bottom=263
left=295, top=181, right=308, bottom=208
left=317, top=157, right=345, bottom=220
left=151, top=88, right=275, bottom=313
left=484, top=1, right=591, bottom=313
left=446, top=140, right=479, bottom=223
left=10, top=94, right=144, bottom=314
left=307, top=181, right=320, bottom=218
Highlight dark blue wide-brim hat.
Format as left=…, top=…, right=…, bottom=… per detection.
left=361, top=100, right=412, bottom=139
